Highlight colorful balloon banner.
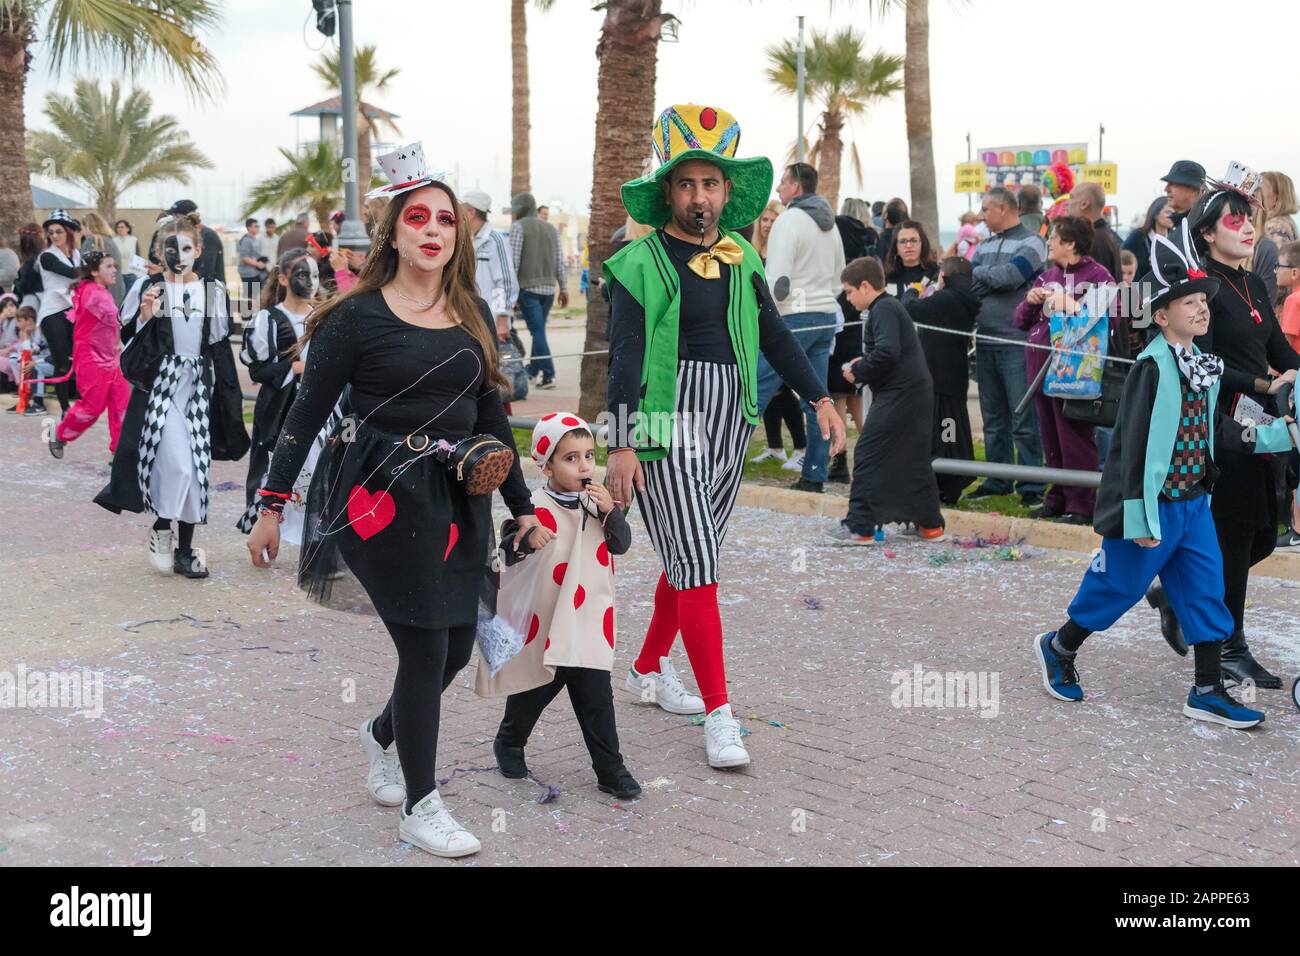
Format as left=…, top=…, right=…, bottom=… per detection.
left=975, top=142, right=1089, bottom=193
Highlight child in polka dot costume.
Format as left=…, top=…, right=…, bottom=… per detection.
left=476, top=412, right=642, bottom=799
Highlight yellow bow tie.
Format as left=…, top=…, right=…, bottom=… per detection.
left=686, top=236, right=744, bottom=280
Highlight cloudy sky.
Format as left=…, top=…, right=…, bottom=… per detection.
left=24, top=0, right=1297, bottom=231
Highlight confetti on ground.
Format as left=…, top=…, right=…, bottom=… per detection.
left=928, top=546, right=1027, bottom=566
left=801, top=595, right=822, bottom=610
left=883, top=549, right=897, bottom=558
left=212, top=481, right=242, bottom=492
left=952, top=533, right=1014, bottom=549
left=643, top=777, right=674, bottom=789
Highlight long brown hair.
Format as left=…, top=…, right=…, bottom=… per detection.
left=301, top=182, right=505, bottom=388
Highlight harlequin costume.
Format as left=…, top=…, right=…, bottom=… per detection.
left=1032, top=221, right=1294, bottom=729
left=477, top=413, right=640, bottom=798
left=604, top=104, right=833, bottom=768
left=94, top=269, right=250, bottom=577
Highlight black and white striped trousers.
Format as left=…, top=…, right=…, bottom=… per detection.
left=636, top=360, right=755, bottom=590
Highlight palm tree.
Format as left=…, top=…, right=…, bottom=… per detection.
left=863, top=0, right=940, bottom=242
left=311, top=44, right=401, bottom=189
left=511, top=0, right=556, bottom=198
left=0, top=0, right=222, bottom=240
left=766, top=27, right=903, bottom=211
left=242, top=142, right=345, bottom=234
left=26, top=79, right=212, bottom=219
left=575, top=0, right=676, bottom=422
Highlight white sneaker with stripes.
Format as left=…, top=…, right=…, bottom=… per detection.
left=705, top=704, right=750, bottom=768
left=780, top=451, right=807, bottom=472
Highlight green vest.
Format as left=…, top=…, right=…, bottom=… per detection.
left=604, top=229, right=764, bottom=462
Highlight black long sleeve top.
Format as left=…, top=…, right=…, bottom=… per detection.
left=1196, top=258, right=1300, bottom=399
left=38, top=251, right=79, bottom=279
left=606, top=230, right=830, bottom=441
left=499, top=494, right=631, bottom=566
left=264, top=289, right=533, bottom=516
left=850, top=293, right=932, bottom=394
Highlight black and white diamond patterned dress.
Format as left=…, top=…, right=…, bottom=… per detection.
left=138, top=280, right=225, bottom=523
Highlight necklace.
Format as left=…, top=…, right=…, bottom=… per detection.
left=1211, top=260, right=1261, bottom=324
left=392, top=284, right=439, bottom=310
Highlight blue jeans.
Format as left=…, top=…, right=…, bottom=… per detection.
left=519, top=290, right=555, bottom=379
left=756, top=311, right=835, bottom=483
left=974, top=346, right=1044, bottom=496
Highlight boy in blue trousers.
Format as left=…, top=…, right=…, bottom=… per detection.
left=1033, top=225, right=1296, bottom=729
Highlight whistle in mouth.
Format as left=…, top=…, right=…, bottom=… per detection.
left=695, top=211, right=705, bottom=232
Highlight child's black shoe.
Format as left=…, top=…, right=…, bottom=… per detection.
left=493, top=738, right=530, bottom=779
left=172, top=548, right=209, bottom=579
left=596, top=765, right=641, bottom=799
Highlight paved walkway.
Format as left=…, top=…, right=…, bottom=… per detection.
left=2, top=405, right=1298, bottom=866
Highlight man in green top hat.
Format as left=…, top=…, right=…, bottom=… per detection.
left=604, top=103, right=845, bottom=770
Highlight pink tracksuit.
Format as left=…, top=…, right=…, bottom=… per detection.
left=55, top=281, right=130, bottom=451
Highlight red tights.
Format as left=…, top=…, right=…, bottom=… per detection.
left=633, top=571, right=728, bottom=713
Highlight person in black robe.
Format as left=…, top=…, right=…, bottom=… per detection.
left=906, top=257, right=981, bottom=504
left=824, top=256, right=945, bottom=545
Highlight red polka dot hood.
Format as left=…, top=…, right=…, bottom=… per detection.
left=531, top=411, right=592, bottom=467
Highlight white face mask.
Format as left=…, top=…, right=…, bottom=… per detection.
left=162, top=234, right=197, bottom=275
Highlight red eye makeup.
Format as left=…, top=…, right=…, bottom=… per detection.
left=1222, top=212, right=1247, bottom=232
left=436, top=211, right=457, bottom=227
left=402, top=204, right=431, bottom=227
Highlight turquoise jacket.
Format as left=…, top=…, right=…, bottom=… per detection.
left=1093, top=336, right=1293, bottom=540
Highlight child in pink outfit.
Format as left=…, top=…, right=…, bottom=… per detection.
left=50, top=251, right=131, bottom=457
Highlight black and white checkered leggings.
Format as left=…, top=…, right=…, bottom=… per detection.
left=636, top=360, right=755, bottom=591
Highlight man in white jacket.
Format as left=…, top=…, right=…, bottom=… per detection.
left=760, top=162, right=846, bottom=491
left=463, top=191, right=518, bottom=342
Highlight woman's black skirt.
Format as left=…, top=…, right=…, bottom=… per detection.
left=298, top=418, right=496, bottom=629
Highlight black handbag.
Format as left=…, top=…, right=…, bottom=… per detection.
left=498, top=329, right=530, bottom=403
left=1062, top=361, right=1126, bottom=428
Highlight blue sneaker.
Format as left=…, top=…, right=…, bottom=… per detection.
left=1033, top=631, right=1084, bottom=701
left=1183, top=685, right=1264, bottom=729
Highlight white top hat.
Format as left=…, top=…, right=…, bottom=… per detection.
left=1205, top=161, right=1262, bottom=204
left=366, top=142, right=445, bottom=199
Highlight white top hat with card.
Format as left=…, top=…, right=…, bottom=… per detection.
left=366, top=142, right=446, bottom=199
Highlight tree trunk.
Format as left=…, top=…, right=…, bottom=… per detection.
left=816, top=109, right=844, bottom=212
left=904, top=0, right=939, bottom=242
left=0, top=28, right=33, bottom=242
left=577, top=0, right=664, bottom=423
left=510, top=0, right=530, bottom=197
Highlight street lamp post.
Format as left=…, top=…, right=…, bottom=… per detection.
left=335, top=0, right=368, bottom=252
left=796, top=16, right=806, bottom=166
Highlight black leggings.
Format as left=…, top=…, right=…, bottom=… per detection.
left=763, top=385, right=806, bottom=450
left=372, top=620, right=476, bottom=811
left=1216, top=520, right=1276, bottom=631
left=497, top=667, right=623, bottom=775
left=40, top=310, right=74, bottom=412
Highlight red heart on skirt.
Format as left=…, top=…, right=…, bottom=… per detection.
left=347, top=485, right=395, bottom=541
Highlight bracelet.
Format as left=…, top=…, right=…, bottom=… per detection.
left=811, top=396, right=834, bottom=409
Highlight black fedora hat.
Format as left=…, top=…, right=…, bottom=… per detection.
left=1160, top=160, right=1206, bottom=189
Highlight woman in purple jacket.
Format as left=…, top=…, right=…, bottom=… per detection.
left=1014, top=216, right=1117, bottom=523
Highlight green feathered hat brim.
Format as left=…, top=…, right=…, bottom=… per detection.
left=620, top=151, right=774, bottom=232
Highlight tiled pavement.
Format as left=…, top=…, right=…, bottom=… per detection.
left=2, top=408, right=1299, bottom=866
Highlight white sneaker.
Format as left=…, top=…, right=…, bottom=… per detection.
left=704, top=704, right=750, bottom=768
left=750, top=447, right=788, bottom=464
left=780, top=451, right=807, bottom=472
left=359, top=717, right=406, bottom=807
left=626, top=656, right=705, bottom=715
left=148, top=527, right=173, bottom=573
left=399, top=789, right=481, bottom=858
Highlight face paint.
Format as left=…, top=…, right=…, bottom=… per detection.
left=163, top=234, right=197, bottom=275
left=1222, top=212, right=1247, bottom=232
left=402, top=204, right=431, bottom=228
left=288, top=257, right=320, bottom=299
left=436, top=210, right=456, bottom=228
